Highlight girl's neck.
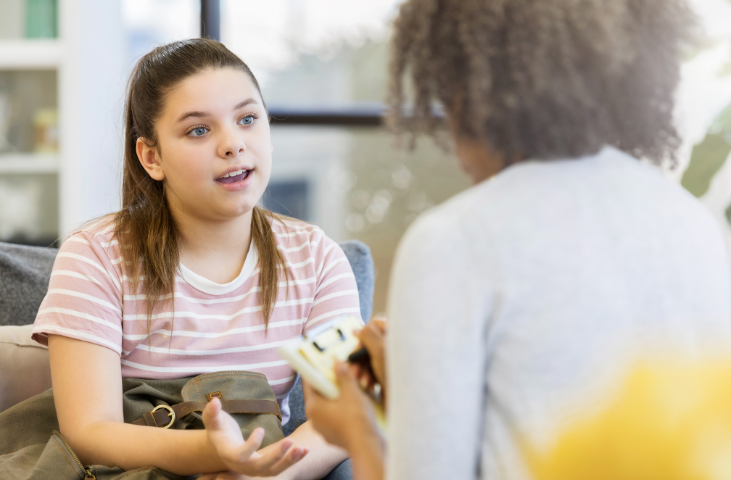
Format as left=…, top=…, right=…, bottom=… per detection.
left=172, top=206, right=254, bottom=285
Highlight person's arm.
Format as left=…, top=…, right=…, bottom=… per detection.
left=302, top=364, right=384, bottom=480
left=385, top=213, right=491, bottom=480
left=267, top=420, right=347, bottom=480
left=49, top=334, right=307, bottom=476
left=268, top=231, right=365, bottom=479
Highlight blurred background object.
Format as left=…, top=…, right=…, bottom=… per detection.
left=528, top=359, right=731, bottom=480
left=1, top=0, right=730, bottom=313
left=676, top=0, right=731, bottom=243
left=0, top=0, right=124, bottom=250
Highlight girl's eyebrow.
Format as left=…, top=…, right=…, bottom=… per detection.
left=176, top=98, right=259, bottom=123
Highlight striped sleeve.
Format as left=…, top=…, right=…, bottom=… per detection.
left=303, top=230, right=363, bottom=333
left=32, top=231, right=124, bottom=355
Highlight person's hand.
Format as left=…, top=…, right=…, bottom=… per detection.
left=303, top=362, right=380, bottom=452
left=202, top=397, right=308, bottom=477
left=353, top=318, right=387, bottom=400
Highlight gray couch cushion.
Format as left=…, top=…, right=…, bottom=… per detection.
left=339, top=240, right=375, bottom=324
left=0, top=243, right=57, bottom=326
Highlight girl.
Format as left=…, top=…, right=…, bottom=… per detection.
left=31, top=39, right=360, bottom=479
left=303, top=0, right=731, bottom=480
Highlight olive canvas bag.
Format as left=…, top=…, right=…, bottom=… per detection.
left=0, top=370, right=284, bottom=479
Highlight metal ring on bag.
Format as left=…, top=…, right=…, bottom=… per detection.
left=152, top=405, right=176, bottom=429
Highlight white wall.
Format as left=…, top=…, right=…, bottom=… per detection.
left=59, top=0, right=126, bottom=235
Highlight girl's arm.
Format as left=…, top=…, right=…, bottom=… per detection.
left=271, top=421, right=348, bottom=480
left=49, top=334, right=307, bottom=476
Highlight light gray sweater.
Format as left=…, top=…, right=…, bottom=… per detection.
left=385, top=147, right=731, bottom=480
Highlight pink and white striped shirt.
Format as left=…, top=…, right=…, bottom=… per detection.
left=32, top=217, right=362, bottom=424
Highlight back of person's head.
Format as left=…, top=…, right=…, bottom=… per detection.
left=388, top=0, right=696, bottom=166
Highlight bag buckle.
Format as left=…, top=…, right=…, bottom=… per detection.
left=151, top=405, right=176, bottom=429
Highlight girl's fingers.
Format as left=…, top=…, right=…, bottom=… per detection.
left=203, top=398, right=263, bottom=465
left=231, top=427, right=265, bottom=463
left=263, top=447, right=310, bottom=476
left=245, top=437, right=293, bottom=470
left=202, top=397, right=224, bottom=428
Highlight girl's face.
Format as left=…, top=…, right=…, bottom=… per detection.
left=137, top=67, right=272, bottom=223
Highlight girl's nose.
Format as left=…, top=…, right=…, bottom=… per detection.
left=218, top=127, right=246, bottom=158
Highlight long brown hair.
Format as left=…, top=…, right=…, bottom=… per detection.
left=114, top=39, right=288, bottom=337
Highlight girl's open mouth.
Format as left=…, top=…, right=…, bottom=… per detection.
left=216, top=169, right=251, bottom=184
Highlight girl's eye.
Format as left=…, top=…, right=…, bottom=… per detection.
left=239, top=115, right=256, bottom=126
left=188, top=126, right=209, bottom=137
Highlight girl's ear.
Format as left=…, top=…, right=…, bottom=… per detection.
left=136, top=137, right=165, bottom=181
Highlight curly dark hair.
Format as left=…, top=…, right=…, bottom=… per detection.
left=387, top=0, right=697, bottom=166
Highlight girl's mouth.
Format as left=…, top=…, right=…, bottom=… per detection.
left=215, top=169, right=251, bottom=184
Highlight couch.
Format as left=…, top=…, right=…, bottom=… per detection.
left=0, top=239, right=375, bottom=479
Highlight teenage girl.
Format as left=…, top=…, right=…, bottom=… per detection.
left=31, top=39, right=360, bottom=479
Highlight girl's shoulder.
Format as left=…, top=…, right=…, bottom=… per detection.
left=268, top=215, right=340, bottom=260
left=60, top=215, right=122, bottom=262
left=269, top=215, right=325, bottom=244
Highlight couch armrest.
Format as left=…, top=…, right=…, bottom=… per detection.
left=0, top=324, right=52, bottom=413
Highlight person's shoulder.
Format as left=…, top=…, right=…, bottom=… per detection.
left=60, top=215, right=121, bottom=260
left=398, top=188, right=482, bottom=265
left=269, top=215, right=325, bottom=245
left=406, top=182, right=488, bottom=240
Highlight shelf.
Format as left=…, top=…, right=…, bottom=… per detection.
left=0, top=40, right=62, bottom=69
left=0, top=153, right=59, bottom=173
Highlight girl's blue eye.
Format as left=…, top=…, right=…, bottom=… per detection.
left=239, top=115, right=255, bottom=126
left=189, top=127, right=208, bottom=137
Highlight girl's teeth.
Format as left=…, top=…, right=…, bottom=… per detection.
left=223, top=169, right=245, bottom=178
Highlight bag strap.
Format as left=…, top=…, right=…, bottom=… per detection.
left=132, top=399, right=282, bottom=428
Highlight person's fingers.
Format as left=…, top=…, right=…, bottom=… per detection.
left=358, top=322, right=385, bottom=352
left=302, top=379, right=315, bottom=403
left=244, top=437, right=294, bottom=471
left=204, top=398, right=264, bottom=465
left=265, top=446, right=310, bottom=475
left=303, top=379, right=326, bottom=421
left=371, top=316, right=387, bottom=333
left=356, top=324, right=386, bottom=386
left=230, top=428, right=265, bottom=463
left=202, top=397, right=224, bottom=428
left=334, top=361, right=361, bottom=390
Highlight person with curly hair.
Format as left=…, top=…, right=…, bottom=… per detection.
left=303, top=1, right=731, bottom=480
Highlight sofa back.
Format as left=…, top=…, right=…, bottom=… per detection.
left=0, top=242, right=57, bottom=327
left=0, top=240, right=374, bottom=327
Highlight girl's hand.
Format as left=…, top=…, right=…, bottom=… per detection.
left=202, top=397, right=308, bottom=477
left=303, top=362, right=380, bottom=452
